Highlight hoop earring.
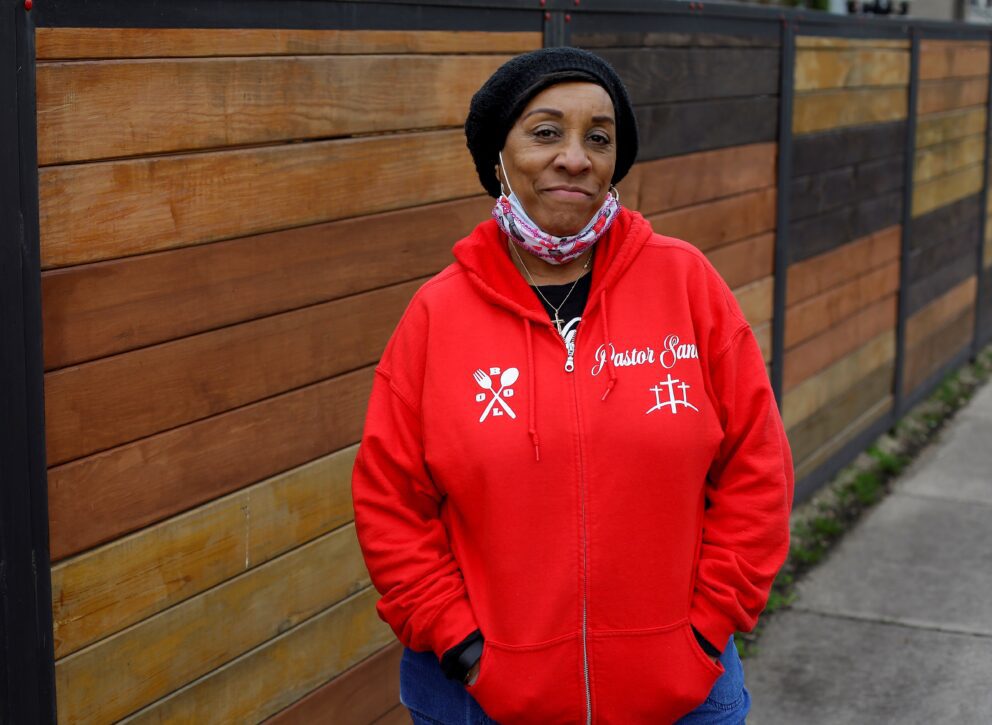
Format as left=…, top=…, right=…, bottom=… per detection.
left=609, top=184, right=620, bottom=204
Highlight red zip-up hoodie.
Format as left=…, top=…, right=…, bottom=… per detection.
left=352, top=208, right=794, bottom=724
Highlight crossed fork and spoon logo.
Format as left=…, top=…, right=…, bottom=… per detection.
left=473, top=367, right=519, bottom=422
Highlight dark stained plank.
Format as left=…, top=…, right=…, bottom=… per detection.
left=783, top=295, right=897, bottom=392
left=265, top=642, right=403, bottom=725
left=918, top=76, right=988, bottom=115
left=909, top=193, right=981, bottom=252
left=635, top=96, right=778, bottom=162
left=907, top=256, right=978, bottom=315
left=36, top=27, right=541, bottom=59
left=794, top=396, right=892, bottom=482
left=48, top=366, right=374, bottom=562
left=904, top=306, right=975, bottom=394
left=574, top=30, right=780, bottom=50
left=45, top=279, right=417, bottom=466
left=38, top=55, right=509, bottom=164
left=905, top=276, right=977, bottom=350
left=41, top=196, right=490, bottom=370
left=789, top=154, right=903, bottom=221
left=39, top=128, right=479, bottom=269
left=789, top=190, right=902, bottom=262
left=594, top=47, right=778, bottom=105
left=907, top=221, right=979, bottom=284
left=787, top=225, right=900, bottom=305
left=647, top=186, right=776, bottom=253
left=792, top=121, right=906, bottom=177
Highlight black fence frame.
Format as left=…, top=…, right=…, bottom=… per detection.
left=4, top=0, right=992, bottom=721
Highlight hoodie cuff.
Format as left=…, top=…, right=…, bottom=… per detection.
left=689, top=595, right=736, bottom=655
left=440, top=628, right=484, bottom=681
left=424, top=594, right=481, bottom=664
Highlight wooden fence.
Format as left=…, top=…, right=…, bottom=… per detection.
left=1, top=0, right=991, bottom=722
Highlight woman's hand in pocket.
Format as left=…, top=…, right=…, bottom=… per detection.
left=465, top=657, right=482, bottom=687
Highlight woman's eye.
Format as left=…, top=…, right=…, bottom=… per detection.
left=589, top=132, right=611, bottom=145
left=533, top=127, right=559, bottom=139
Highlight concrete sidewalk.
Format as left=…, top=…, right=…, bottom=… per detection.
left=746, top=381, right=992, bottom=724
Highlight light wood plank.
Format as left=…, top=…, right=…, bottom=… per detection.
left=48, top=366, right=373, bottom=561
left=904, top=305, right=976, bottom=394
left=36, top=27, right=541, bottom=59
left=631, top=143, right=776, bottom=217
left=753, top=321, right=773, bottom=364
left=786, top=260, right=900, bottom=349
left=795, top=48, right=908, bottom=91
left=905, top=275, right=978, bottom=350
left=794, top=396, right=892, bottom=482
left=783, top=295, right=897, bottom=392
left=56, top=523, right=368, bottom=724
left=41, top=195, right=490, bottom=370
left=920, top=40, right=991, bottom=81
left=733, top=276, right=774, bottom=327
left=793, top=87, right=907, bottom=135
left=912, top=162, right=984, bottom=218
left=787, top=225, right=900, bottom=305
left=121, top=587, right=394, bottom=724
left=914, top=133, right=985, bottom=184
left=705, top=232, right=775, bottom=290
left=783, top=329, right=895, bottom=428
left=39, top=128, right=479, bottom=269
left=38, top=55, right=508, bottom=164
left=264, top=642, right=403, bottom=725
left=52, top=445, right=356, bottom=658
left=918, top=76, right=988, bottom=115
left=796, top=37, right=910, bottom=50
left=915, top=106, right=987, bottom=149
left=648, top=186, right=776, bottom=253
left=44, top=279, right=417, bottom=466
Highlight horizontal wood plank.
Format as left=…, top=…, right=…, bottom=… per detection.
left=783, top=295, right=897, bottom=392
left=39, top=128, right=479, bottom=269
left=906, top=276, right=978, bottom=350
left=754, top=321, right=772, bottom=364
left=794, top=396, right=892, bottom=482
left=36, top=27, right=541, bottom=59
left=912, top=162, right=983, bottom=218
left=596, top=47, right=778, bottom=105
left=52, top=444, right=356, bottom=658
left=911, top=192, right=981, bottom=253
left=625, top=142, right=776, bottom=217
left=56, top=523, right=369, bottom=723
left=915, top=106, right=987, bottom=149
left=918, top=76, right=988, bottom=115
left=575, top=30, right=780, bottom=50
left=789, top=189, right=902, bottom=262
left=48, top=366, right=373, bottom=561
left=920, top=40, right=991, bottom=81
left=265, top=642, right=403, bottom=725
left=913, top=133, right=985, bottom=184
left=793, top=87, right=907, bottom=135
left=706, top=232, right=775, bottom=290
left=790, top=154, right=903, bottom=222
left=121, top=586, right=394, bottom=724
left=796, top=37, right=909, bottom=50
left=908, top=257, right=977, bottom=315
left=904, top=306, right=976, bottom=394
left=782, top=328, right=895, bottom=429
left=792, top=120, right=905, bottom=176
left=45, top=279, right=417, bottom=466
left=907, top=221, right=979, bottom=284
left=647, top=186, right=776, bottom=253
left=733, top=276, right=774, bottom=327
left=786, top=260, right=899, bottom=349
left=635, top=96, right=778, bottom=162
left=38, top=55, right=508, bottom=164
left=787, top=224, right=900, bottom=305
left=41, top=196, right=490, bottom=370
left=795, top=47, right=908, bottom=91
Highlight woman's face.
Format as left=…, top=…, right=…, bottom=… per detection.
left=498, top=81, right=617, bottom=238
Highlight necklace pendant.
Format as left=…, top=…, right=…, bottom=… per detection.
left=553, top=314, right=564, bottom=334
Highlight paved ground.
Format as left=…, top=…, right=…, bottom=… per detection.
left=746, top=381, right=992, bottom=724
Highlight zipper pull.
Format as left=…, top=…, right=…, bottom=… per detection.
left=565, top=338, right=576, bottom=373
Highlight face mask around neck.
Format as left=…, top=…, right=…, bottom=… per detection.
left=493, top=152, right=620, bottom=266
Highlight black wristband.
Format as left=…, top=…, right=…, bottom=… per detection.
left=691, top=625, right=722, bottom=658
left=440, top=629, right=484, bottom=682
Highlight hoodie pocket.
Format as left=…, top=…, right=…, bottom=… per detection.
left=589, top=620, right=724, bottom=724
left=464, top=634, right=583, bottom=725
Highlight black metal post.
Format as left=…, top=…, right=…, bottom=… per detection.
left=974, top=36, right=992, bottom=356
left=893, top=28, right=920, bottom=419
left=543, top=8, right=566, bottom=47
left=771, top=18, right=796, bottom=406
left=0, top=1, right=57, bottom=722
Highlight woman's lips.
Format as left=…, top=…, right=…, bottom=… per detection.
left=543, top=187, right=593, bottom=201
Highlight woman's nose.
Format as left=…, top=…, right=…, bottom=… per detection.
left=555, top=136, right=592, bottom=175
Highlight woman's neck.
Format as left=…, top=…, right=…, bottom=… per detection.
left=506, top=238, right=595, bottom=286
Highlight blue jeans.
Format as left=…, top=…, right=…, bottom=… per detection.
left=400, top=634, right=749, bottom=724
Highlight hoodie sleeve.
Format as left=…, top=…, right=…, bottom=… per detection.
left=689, top=283, right=795, bottom=651
left=351, top=302, right=480, bottom=662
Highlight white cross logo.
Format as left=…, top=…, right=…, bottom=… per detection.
left=645, top=374, right=699, bottom=415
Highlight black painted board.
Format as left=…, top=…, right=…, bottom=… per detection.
left=909, top=193, right=981, bottom=253
left=982, top=269, right=992, bottom=342
left=635, top=95, right=778, bottom=161
left=789, top=190, right=902, bottom=262
left=792, top=121, right=907, bottom=177
left=789, top=154, right=903, bottom=222
left=568, top=12, right=781, bottom=48
left=907, top=253, right=977, bottom=314
left=574, top=30, right=781, bottom=50
left=593, top=46, right=779, bottom=105
left=907, top=219, right=980, bottom=283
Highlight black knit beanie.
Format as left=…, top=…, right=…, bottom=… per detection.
left=465, top=47, right=639, bottom=199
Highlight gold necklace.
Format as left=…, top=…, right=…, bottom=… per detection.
left=507, top=237, right=592, bottom=334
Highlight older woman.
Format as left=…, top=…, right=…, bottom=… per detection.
left=351, top=47, right=794, bottom=725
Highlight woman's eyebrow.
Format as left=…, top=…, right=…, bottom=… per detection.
left=521, top=107, right=563, bottom=120
left=591, top=115, right=616, bottom=125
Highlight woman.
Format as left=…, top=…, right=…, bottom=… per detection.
left=351, top=47, right=794, bottom=724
